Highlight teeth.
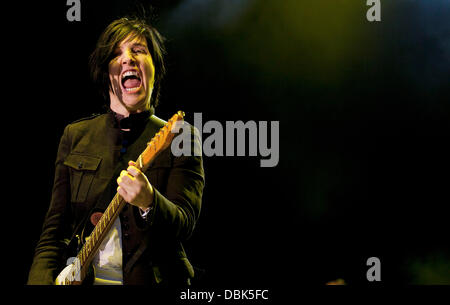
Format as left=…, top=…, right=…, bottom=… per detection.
left=122, top=71, right=139, bottom=79
left=125, top=87, right=140, bottom=91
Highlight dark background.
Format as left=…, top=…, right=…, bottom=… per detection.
left=12, top=0, right=450, bottom=291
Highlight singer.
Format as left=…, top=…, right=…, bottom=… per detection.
left=27, top=16, right=205, bottom=286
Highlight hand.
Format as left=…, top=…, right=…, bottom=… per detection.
left=117, top=161, right=154, bottom=210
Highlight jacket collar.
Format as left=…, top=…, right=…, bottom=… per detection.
left=106, top=107, right=154, bottom=131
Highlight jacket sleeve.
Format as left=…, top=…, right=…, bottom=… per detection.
left=147, top=125, right=205, bottom=241
left=27, top=125, right=73, bottom=285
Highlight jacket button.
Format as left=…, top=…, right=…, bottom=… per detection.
left=124, top=233, right=130, bottom=240
left=123, top=223, right=130, bottom=230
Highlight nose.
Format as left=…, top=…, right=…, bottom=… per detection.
left=121, top=49, right=136, bottom=66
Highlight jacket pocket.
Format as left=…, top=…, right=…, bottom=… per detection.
left=64, top=153, right=102, bottom=203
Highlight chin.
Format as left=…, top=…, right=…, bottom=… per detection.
left=123, top=98, right=149, bottom=112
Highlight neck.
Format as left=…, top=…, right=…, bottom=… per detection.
left=109, top=92, right=151, bottom=118
left=110, top=101, right=150, bottom=118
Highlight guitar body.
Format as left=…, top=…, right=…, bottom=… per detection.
left=55, top=258, right=96, bottom=285
left=55, top=257, right=82, bottom=285
left=55, top=209, right=98, bottom=285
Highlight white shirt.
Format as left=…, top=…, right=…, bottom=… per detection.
left=92, top=217, right=123, bottom=285
left=92, top=207, right=151, bottom=285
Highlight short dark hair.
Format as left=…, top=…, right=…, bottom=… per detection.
left=89, top=17, right=166, bottom=108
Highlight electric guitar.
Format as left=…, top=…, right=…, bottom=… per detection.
left=55, top=111, right=185, bottom=285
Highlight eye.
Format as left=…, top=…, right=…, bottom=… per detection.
left=133, top=48, right=147, bottom=54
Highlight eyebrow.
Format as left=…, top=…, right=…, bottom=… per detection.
left=131, top=43, right=147, bottom=48
left=113, top=42, right=148, bottom=55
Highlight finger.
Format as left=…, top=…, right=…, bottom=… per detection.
left=127, top=165, right=142, bottom=178
left=117, top=170, right=134, bottom=184
left=118, top=177, right=135, bottom=190
left=128, top=161, right=140, bottom=174
left=117, top=185, right=128, bottom=200
left=118, top=183, right=138, bottom=204
left=122, top=169, right=135, bottom=179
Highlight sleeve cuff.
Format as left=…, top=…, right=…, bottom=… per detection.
left=139, top=206, right=153, bottom=219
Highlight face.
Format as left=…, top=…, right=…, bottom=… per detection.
left=108, top=34, right=155, bottom=113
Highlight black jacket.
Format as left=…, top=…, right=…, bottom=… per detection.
left=27, top=111, right=204, bottom=285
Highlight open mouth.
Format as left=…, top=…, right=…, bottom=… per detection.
left=121, top=70, right=142, bottom=93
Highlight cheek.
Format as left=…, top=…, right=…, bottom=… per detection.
left=109, top=63, right=120, bottom=79
left=143, top=59, right=155, bottom=87
left=108, top=62, right=122, bottom=94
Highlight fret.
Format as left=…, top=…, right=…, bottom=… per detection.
left=97, top=226, right=102, bottom=240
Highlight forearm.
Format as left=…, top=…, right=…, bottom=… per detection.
left=138, top=125, right=205, bottom=240
left=148, top=148, right=205, bottom=240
